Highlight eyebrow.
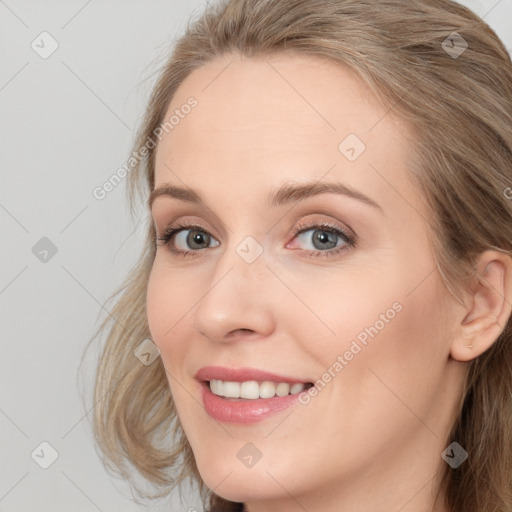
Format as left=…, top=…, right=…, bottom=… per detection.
left=149, top=180, right=383, bottom=212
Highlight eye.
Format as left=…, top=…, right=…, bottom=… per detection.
left=156, top=222, right=219, bottom=256
left=155, top=220, right=356, bottom=259
left=289, top=221, right=356, bottom=258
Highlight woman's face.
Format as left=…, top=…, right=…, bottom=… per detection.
left=147, top=52, right=466, bottom=510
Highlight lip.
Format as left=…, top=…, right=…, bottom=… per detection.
left=195, top=366, right=312, bottom=424
left=195, top=366, right=310, bottom=384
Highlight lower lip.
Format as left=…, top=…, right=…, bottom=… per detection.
left=200, top=381, right=306, bottom=424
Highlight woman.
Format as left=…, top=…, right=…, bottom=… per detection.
left=88, top=1, right=512, bottom=511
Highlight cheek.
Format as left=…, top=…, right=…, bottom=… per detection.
left=314, top=263, right=450, bottom=412
left=338, top=273, right=449, bottom=419
left=146, top=261, right=198, bottom=414
left=291, top=268, right=405, bottom=367
left=146, top=261, right=168, bottom=344
left=146, top=259, right=189, bottom=359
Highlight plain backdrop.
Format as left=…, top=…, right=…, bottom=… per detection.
left=1, top=1, right=511, bottom=511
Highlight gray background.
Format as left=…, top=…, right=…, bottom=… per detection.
left=1, top=1, right=511, bottom=511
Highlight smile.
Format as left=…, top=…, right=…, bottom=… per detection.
left=209, top=379, right=312, bottom=399
left=195, top=366, right=314, bottom=424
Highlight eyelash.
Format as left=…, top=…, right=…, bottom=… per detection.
left=155, top=220, right=357, bottom=259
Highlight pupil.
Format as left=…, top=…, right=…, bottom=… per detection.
left=189, top=230, right=208, bottom=249
left=314, top=230, right=336, bottom=249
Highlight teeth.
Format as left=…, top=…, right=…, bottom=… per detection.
left=223, top=381, right=240, bottom=398
left=290, top=383, right=306, bottom=394
left=209, top=380, right=307, bottom=399
left=240, top=381, right=260, bottom=399
left=275, top=383, right=290, bottom=397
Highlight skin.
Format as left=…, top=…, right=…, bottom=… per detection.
left=146, top=52, right=512, bottom=512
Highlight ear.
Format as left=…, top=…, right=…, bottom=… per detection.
left=451, top=250, right=512, bottom=362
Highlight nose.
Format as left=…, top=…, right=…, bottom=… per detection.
left=192, top=239, right=277, bottom=344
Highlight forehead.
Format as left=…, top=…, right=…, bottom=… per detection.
left=153, top=52, right=417, bottom=212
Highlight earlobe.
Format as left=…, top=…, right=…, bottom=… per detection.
left=450, top=253, right=512, bottom=362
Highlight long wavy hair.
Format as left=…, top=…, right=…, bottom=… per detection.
left=85, top=1, right=512, bottom=510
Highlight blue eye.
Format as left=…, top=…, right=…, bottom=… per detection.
left=156, top=221, right=356, bottom=258
left=292, top=223, right=355, bottom=257
left=156, top=223, right=219, bottom=255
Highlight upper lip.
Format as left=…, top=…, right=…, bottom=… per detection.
left=195, top=366, right=311, bottom=384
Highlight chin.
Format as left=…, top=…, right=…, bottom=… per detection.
left=195, top=456, right=295, bottom=503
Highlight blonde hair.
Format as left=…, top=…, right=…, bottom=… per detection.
left=87, top=1, right=512, bottom=511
